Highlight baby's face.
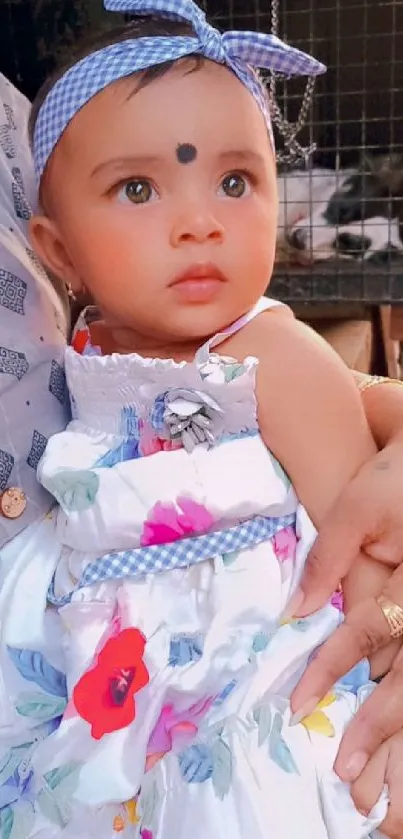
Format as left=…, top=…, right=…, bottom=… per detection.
left=36, top=59, right=278, bottom=344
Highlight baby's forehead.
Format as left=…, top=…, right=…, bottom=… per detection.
left=66, top=60, right=268, bottom=143
left=44, top=59, right=272, bottom=195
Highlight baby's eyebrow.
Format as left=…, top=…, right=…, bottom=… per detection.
left=90, top=148, right=266, bottom=179
left=90, top=155, right=164, bottom=178
left=217, top=149, right=266, bottom=167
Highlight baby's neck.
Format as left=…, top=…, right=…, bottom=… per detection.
left=88, top=318, right=207, bottom=363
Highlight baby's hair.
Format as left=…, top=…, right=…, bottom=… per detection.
left=29, top=17, right=207, bottom=145
left=28, top=16, right=270, bottom=150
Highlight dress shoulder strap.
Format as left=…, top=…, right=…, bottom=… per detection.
left=195, top=296, right=285, bottom=365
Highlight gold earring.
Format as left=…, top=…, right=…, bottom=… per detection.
left=66, top=282, right=77, bottom=302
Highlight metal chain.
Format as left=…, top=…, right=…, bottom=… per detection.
left=269, top=0, right=316, bottom=164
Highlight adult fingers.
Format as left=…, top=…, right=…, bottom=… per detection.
left=291, top=562, right=403, bottom=722
left=335, top=643, right=403, bottom=783
left=350, top=740, right=388, bottom=818
left=288, top=446, right=403, bottom=621
left=290, top=595, right=391, bottom=721
left=378, top=744, right=403, bottom=839
left=358, top=732, right=403, bottom=839
left=283, top=494, right=364, bottom=621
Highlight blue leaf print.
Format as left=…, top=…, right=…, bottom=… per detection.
left=222, top=551, right=239, bottom=567
left=214, top=679, right=237, bottom=707
left=37, top=787, right=65, bottom=828
left=292, top=619, right=311, bottom=633
left=6, top=801, right=34, bottom=839
left=0, top=764, right=35, bottom=810
left=120, top=405, right=140, bottom=437
left=0, top=807, right=13, bottom=839
left=212, top=738, right=232, bottom=800
left=169, top=634, right=204, bottom=667
left=179, top=744, right=214, bottom=784
left=151, top=393, right=167, bottom=433
left=269, top=713, right=299, bottom=775
left=223, top=362, right=246, bottom=383
left=41, top=469, right=99, bottom=511
left=252, top=632, right=271, bottom=654
left=7, top=648, right=67, bottom=698
left=44, top=762, right=81, bottom=791
left=336, top=659, right=370, bottom=696
left=32, top=717, right=63, bottom=741
left=0, top=745, right=33, bottom=788
left=95, top=439, right=139, bottom=468
left=16, top=692, right=66, bottom=722
left=0, top=775, right=20, bottom=810
left=253, top=705, right=272, bottom=747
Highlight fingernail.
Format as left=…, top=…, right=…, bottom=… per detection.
left=281, top=587, right=305, bottom=623
left=343, top=751, right=369, bottom=782
left=289, top=696, right=320, bottom=726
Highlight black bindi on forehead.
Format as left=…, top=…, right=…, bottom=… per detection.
left=176, top=143, right=198, bottom=165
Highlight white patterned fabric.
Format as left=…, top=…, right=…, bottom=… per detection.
left=0, top=74, right=69, bottom=549
left=0, top=296, right=388, bottom=837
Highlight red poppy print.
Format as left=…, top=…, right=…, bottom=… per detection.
left=71, top=329, right=89, bottom=355
left=73, top=628, right=149, bottom=740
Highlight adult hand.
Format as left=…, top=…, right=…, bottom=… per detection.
left=351, top=729, right=403, bottom=839
left=287, top=444, right=403, bottom=783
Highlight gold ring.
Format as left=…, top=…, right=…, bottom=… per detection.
left=377, top=595, right=403, bottom=639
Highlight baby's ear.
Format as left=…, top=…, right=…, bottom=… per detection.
left=29, top=214, right=82, bottom=293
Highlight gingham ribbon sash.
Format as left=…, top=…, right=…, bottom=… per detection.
left=47, top=513, right=296, bottom=607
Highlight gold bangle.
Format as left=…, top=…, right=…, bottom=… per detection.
left=357, top=375, right=403, bottom=393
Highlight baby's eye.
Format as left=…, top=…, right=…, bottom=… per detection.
left=219, top=173, right=251, bottom=199
left=117, top=179, right=157, bottom=205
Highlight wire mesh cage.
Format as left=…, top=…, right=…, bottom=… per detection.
left=2, top=0, right=403, bottom=302
left=205, top=0, right=403, bottom=304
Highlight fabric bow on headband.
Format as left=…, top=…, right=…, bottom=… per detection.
left=33, top=0, right=326, bottom=182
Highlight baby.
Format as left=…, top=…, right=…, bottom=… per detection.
left=0, top=1, right=392, bottom=837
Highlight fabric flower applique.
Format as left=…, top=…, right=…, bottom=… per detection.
left=73, top=628, right=149, bottom=739
left=141, top=497, right=215, bottom=547
left=152, top=387, right=224, bottom=452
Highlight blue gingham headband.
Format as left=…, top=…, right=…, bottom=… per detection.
left=33, top=0, right=326, bottom=182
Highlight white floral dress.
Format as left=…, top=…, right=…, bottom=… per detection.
left=0, top=298, right=387, bottom=838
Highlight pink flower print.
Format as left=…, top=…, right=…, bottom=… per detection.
left=141, top=497, right=215, bottom=547
left=273, top=527, right=297, bottom=561
left=331, top=587, right=344, bottom=612
left=139, top=420, right=181, bottom=457
left=146, top=698, right=213, bottom=771
left=141, top=831, right=153, bottom=839
left=273, top=527, right=297, bottom=582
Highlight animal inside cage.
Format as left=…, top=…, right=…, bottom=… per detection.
left=1, top=0, right=403, bottom=302
left=203, top=0, right=403, bottom=303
